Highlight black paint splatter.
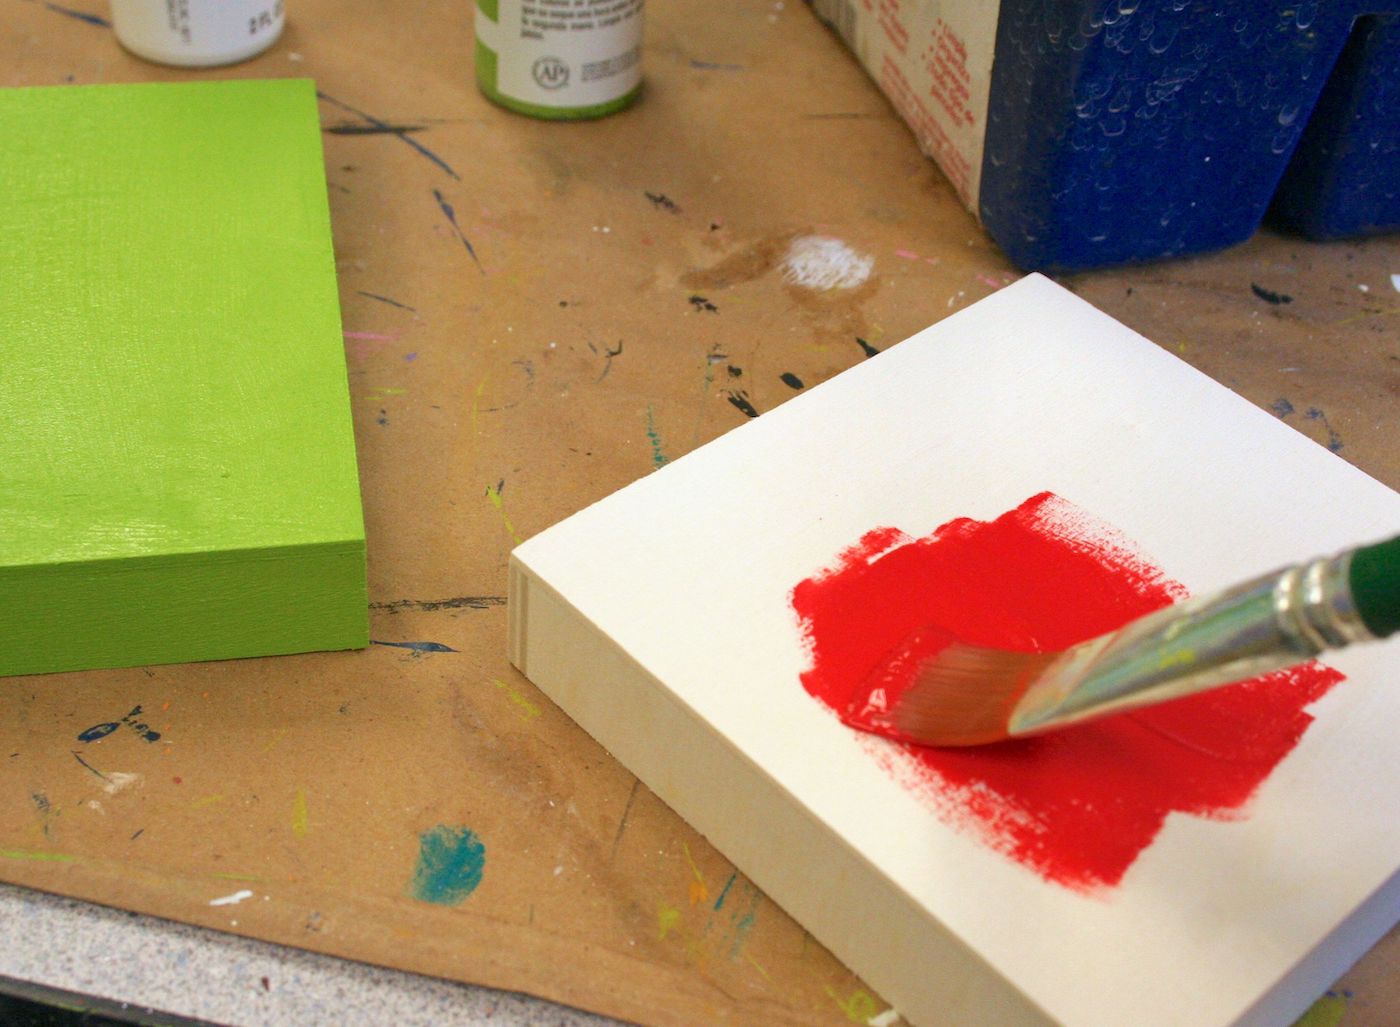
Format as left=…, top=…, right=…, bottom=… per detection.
left=77, top=705, right=159, bottom=744
left=77, top=723, right=119, bottom=743
left=72, top=752, right=110, bottom=783
left=1271, top=398, right=1295, bottom=418
left=432, top=189, right=484, bottom=272
left=325, top=122, right=426, bottom=136
left=588, top=340, right=624, bottom=381
left=689, top=295, right=718, bottom=313
left=726, top=365, right=743, bottom=378
left=317, top=91, right=461, bottom=181
left=1304, top=407, right=1343, bottom=451
left=645, top=191, right=682, bottom=213
left=43, top=2, right=109, bottom=27
left=371, top=639, right=458, bottom=653
left=855, top=337, right=880, bottom=357
left=370, top=596, right=506, bottom=613
left=1251, top=283, right=1293, bottom=305
left=376, top=408, right=389, bottom=426
left=780, top=372, right=804, bottom=389
left=726, top=391, right=760, bottom=418
left=357, top=291, right=417, bottom=311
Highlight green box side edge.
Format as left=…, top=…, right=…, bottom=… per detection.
left=0, top=541, right=368, bottom=678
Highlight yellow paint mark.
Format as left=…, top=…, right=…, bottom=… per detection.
left=210, top=872, right=265, bottom=882
left=1327, top=305, right=1400, bottom=329
left=742, top=951, right=774, bottom=984
left=826, top=986, right=882, bottom=1025
left=262, top=728, right=289, bottom=754
left=682, top=841, right=708, bottom=905
left=492, top=678, right=541, bottom=719
left=486, top=484, right=523, bottom=544
left=1, top=848, right=75, bottom=862
left=1293, top=993, right=1348, bottom=1027
left=657, top=902, right=681, bottom=941
left=292, top=789, right=309, bottom=838
left=681, top=931, right=710, bottom=971
left=1157, top=648, right=1196, bottom=671
left=191, top=794, right=224, bottom=810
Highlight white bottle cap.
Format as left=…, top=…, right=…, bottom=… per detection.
left=111, top=1, right=286, bottom=68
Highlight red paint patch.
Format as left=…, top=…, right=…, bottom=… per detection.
left=791, top=492, right=1343, bottom=892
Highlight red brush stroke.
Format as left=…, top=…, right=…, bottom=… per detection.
left=791, top=492, right=1343, bottom=892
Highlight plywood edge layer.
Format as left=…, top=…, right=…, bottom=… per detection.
left=509, top=557, right=1055, bottom=1027
left=0, top=539, right=368, bottom=677
left=507, top=553, right=529, bottom=675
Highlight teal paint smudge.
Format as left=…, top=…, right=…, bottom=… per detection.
left=730, top=910, right=757, bottom=958
left=713, top=871, right=737, bottom=911
left=409, top=825, right=485, bottom=905
left=645, top=406, right=669, bottom=468
left=727, top=882, right=760, bottom=958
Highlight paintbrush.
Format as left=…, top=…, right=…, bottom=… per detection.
left=844, top=535, right=1400, bottom=747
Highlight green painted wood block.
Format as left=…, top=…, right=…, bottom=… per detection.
left=0, top=79, right=368, bottom=677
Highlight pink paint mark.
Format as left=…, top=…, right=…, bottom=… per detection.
left=791, top=493, right=1343, bottom=892
left=894, top=249, right=921, bottom=261
left=343, top=331, right=400, bottom=341
left=976, top=273, right=1010, bottom=289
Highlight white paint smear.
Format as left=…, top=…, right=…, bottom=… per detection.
left=102, top=772, right=142, bottom=796
left=209, top=889, right=254, bottom=907
left=868, top=1010, right=902, bottom=1027
left=1391, top=272, right=1400, bottom=293
left=781, top=236, right=873, bottom=291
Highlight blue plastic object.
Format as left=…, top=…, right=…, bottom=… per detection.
left=978, top=2, right=1400, bottom=271
left=1271, top=13, right=1400, bottom=239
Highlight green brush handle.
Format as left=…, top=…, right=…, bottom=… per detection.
left=1351, top=534, right=1400, bottom=639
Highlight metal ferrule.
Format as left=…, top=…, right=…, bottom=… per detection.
left=1279, top=551, right=1376, bottom=651
left=1009, top=549, right=1373, bottom=737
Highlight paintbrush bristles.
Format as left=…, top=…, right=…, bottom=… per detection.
left=891, top=646, right=1054, bottom=747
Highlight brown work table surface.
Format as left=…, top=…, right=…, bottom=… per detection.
left=3, top=2, right=1398, bottom=1025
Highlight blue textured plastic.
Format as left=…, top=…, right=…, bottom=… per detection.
left=1270, top=13, right=1400, bottom=239
left=979, top=2, right=1399, bottom=272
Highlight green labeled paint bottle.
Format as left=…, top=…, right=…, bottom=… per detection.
left=475, top=0, right=643, bottom=120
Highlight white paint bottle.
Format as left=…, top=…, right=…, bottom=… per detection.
left=111, top=0, right=286, bottom=67
left=475, top=0, right=644, bottom=120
